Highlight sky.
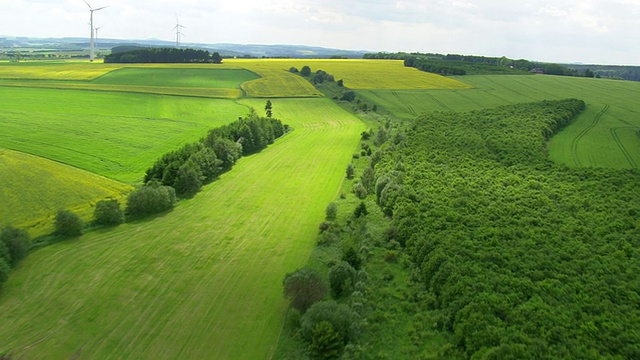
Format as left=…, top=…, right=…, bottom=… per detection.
left=1, top=0, right=639, bottom=65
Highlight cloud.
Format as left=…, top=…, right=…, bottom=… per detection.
left=0, top=0, right=639, bottom=64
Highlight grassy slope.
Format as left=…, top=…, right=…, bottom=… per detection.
left=0, top=86, right=248, bottom=182
left=0, top=149, right=132, bottom=237
left=0, top=97, right=365, bottom=359
left=359, top=75, right=640, bottom=169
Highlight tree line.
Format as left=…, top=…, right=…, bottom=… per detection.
left=364, top=52, right=592, bottom=77
left=365, top=99, right=640, bottom=358
left=104, top=48, right=223, bottom=64
left=145, top=111, right=286, bottom=198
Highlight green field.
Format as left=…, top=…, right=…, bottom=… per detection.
left=0, top=97, right=365, bottom=359
left=358, top=75, right=640, bottom=169
left=0, top=149, right=132, bottom=237
left=92, top=68, right=259, bottom=89
left=0, top=86, right=249, bottom=182
left=2, top=60, right=640, bottom=359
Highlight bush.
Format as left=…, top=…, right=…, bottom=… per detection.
left=94, top=199, right=125, bottom=225
left=353, top=182, right=367, bottom=199
left=301, top=65, right=311, bottom=76
left=346, top=164, right=355, bottom=179
left=319, top=222, right=331, bottom=233
left=0, top=257, right=10, bottom=284
left=283, top=268, right=328, bottom=312
left=301, top=300, right=355, bottom=344
left=340, top=91, right=356, bottom=102
left=55, top=209, right=84, bottom=237
left=342, top=247, right=362, bottom=270
left=309, top=321, right=343, bottom=360
left=325, top=202, right=338, bottom=221
left=0, top=226, right=30, bottom=267
left=384, top=250, right=398, bottom=263
left=353, top=202, right=368, bottom=218
left=328, top=261, right=356, bottom=298
left=126, top=181, right=176, bottom=217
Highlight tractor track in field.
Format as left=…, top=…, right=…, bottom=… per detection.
left=610, top=127, right=638, bottom=169
left=391, top=91, right=418, bottom=117
left=423, top=92, right=453, bottom=112
left=571, top=104, right=609, bottom=167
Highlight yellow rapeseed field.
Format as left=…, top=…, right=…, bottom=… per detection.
left=0, top=63, right=123, bottom=80
left=225, top=59, right=472, bottom=91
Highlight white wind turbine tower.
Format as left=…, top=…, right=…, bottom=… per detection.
left=94, top=25, right=103, bottom=49
left=84, top=0, right=108, bottom=61
left=174, top=17, right=185, bottom=48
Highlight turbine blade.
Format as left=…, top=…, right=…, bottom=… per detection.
left=94, top=5, right=108, bottom=11
left=83, top=0, right=93, bottom=9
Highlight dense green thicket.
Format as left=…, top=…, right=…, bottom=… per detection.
left=145, top=112, right=286, bottom=197
left=104, top=48, right=222, bottom=64
left=364, top=52, right=586, bottom=77
left=370, top=99, right=640, bottom=358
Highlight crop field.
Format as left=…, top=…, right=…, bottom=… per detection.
left=0, top=97, right=365, bottom=359
left=92, top=68, right=259, bottom=89
left=0, top=149, right=132, bottom=237
left=0, top=86, right=249, bottom=182
left=358, top=75, right=640, bottom=169
left=226, top=59, right=471, bottom=93
left=0, top=61, right=122, bottom=80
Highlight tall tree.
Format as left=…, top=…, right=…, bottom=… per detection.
left=265, top=100, right=273, bottom=118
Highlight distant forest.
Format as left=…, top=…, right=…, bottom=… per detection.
left=364, top=52, right=602, bottom=78
left=104, top=47, right=223, bottom=64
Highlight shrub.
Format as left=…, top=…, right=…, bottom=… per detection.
left=353, top=182, right=367, bottom=199
left=309, top=321, right=343, bottom=360
left=346, top=164, right=355, bottom=179
left=384, top=250, right=398, bottom=263
left=319, top=222, right=331, bottom=233
left=0, top=257, right=10, bottom=284
left=325, top=202, right=338, bottom=221
left=94, top=199, right=125, bottom=225
left=0, top=226, right=30, bottom=267
left=328, top=261, right=356, bottom=298
left=55, top=209, right=84, bottom=237
left=301, top=300, right=355, bottom=344
left=301, top=66, right=311, bottom=76
left=342, top=247, right=362, bottom=270
left=340, top=91, right=356, bottom=102
left=126, top=181, right=176, bottom=217
left=283, top=268, right=328, bottom=312
left=353, top=202, right=368, bottom=218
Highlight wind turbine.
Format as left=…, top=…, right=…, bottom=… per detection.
left=174, top=17, right=185, bottom=48
left=94, top=25, right=103, bottom=49
left=84, top=0, right=108, bottom=62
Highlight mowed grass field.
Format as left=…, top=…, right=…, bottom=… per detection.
left=359, top=75, right=640, bottom=169
left=0, top=149, right=132, bottom=237
left=0, top=98, right=365, bottom=359
left=0, top=86, right=249, bottom=182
